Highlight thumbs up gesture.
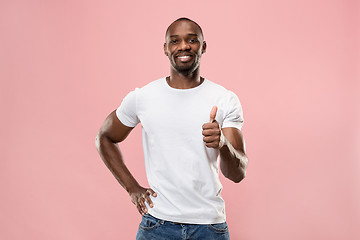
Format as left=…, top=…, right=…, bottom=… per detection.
left=202, top=106, right=223, bottom=149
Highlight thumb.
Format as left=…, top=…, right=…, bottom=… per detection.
left=209, top=106, right=218, bottom=123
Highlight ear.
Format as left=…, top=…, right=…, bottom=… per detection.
left=163, top=43, right=168, bottom=56
left=202, top=41, right=207, bottom=54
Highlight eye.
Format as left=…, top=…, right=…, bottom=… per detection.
left=170, top=39, right=178, bottom=44
left=189, top=39, right=198, bottom=43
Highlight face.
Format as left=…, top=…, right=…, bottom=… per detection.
left=164, top=20, right=206, bottom=74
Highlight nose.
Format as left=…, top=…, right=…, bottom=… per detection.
left=179, top=40, right=190, bottom=51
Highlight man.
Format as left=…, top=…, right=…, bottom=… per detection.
left=95, top=17, right=248, bottom=240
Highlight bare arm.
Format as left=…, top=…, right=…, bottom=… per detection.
left=95, top=110, right=156, bottom=215
left=219, top=127, right=248, bottom=183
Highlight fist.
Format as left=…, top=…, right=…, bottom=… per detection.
left=202, top=106, right=222, bottom=149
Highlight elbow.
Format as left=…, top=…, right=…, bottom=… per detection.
left=95, top=130, right=104, bottom=152
left=95, top=133, right=100, bottom=151
left=232, top=169, right=246, bottom=183
left=221, top=159, right=247, bottom=183
left=233, top=155, right=248, bottom=183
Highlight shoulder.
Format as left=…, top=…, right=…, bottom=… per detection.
left=136, top=77, right=165, bottom=93
left=204, top=79, right=227, bottom=91
left=122, top=77, right=165, bottom=101
left=204, top=79, right=239, bottom=100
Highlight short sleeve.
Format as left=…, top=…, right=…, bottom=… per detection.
left=222, top=91, right=244, bottom=130
left=116, top=89, right=140, bottom=127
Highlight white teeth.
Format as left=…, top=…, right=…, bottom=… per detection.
left=178, top=56, right=190, bottom=59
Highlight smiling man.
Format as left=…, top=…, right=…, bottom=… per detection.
left=96, top=17, right=248, bottom=240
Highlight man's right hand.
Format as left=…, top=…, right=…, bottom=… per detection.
left=129, top=186, right=157, bottom=215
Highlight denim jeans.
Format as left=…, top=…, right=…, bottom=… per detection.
left=136, top=214, right=230, bottom=240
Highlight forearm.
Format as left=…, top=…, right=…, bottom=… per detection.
left=219, top=136, right=248, bottom=183
left=95, top=134, right=140, bottom=193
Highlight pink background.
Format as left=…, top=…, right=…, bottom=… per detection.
left=1, top=0, right=359, bottom=239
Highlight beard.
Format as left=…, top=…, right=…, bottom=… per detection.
left=170, top=56, right=201, bottom=75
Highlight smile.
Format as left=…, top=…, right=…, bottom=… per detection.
left=177, top=55, right=192, bottom=62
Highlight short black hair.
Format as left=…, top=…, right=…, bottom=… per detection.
left=165, top=17, right=204, bottom=39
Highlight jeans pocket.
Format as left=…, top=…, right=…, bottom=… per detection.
left=208, top=222, right=229, bottom=233
left=139, top=214, right=162, bottom=230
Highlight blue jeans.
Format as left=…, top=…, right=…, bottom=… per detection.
left=136, top=214, right=230, bottom=240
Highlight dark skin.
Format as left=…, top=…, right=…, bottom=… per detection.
left=163, top=20, right=206, bottom=89
left=95, top=19, right=248, bottom=216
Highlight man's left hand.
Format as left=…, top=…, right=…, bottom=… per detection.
left=202, top=106, right=222, bottom=149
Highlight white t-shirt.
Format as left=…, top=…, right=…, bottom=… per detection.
left=116, top=77, right=244, bottom=224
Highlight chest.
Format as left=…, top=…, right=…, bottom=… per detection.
left=137, top=93, right=225, bottom=137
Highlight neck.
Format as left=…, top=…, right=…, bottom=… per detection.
left=167, top=67, right=203, bottom=89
